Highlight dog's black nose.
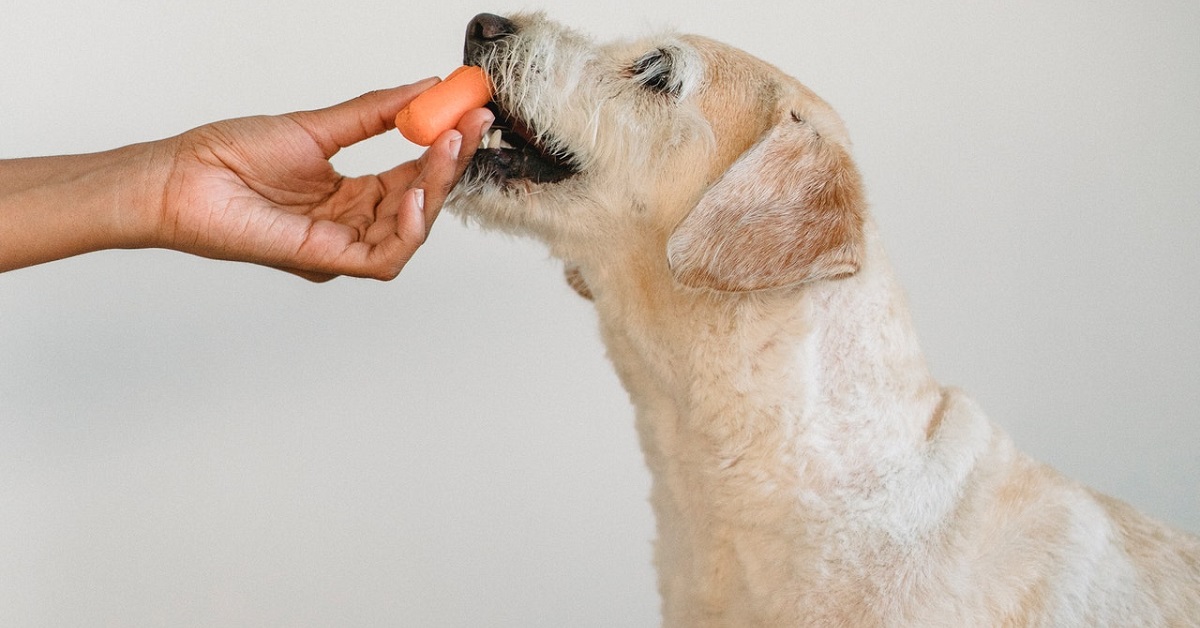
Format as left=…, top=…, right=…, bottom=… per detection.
left=464, top=13, right=516, bottom=64
left=468, top=13, right=516, bottom=41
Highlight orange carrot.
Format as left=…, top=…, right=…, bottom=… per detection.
left=395, top=66, right=492, bottom=146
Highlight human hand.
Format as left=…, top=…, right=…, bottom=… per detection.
left=148, top=81, right=493, bottom=281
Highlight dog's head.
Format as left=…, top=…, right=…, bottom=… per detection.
left=452, top=12, right=865, bottom=293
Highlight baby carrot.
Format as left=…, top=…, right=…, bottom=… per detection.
left=395, top=66, right=493, bottom=146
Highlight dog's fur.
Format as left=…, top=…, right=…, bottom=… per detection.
left=451, top=13, right=1200, bottom=626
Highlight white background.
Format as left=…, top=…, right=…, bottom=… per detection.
left=2, top=1, right=1197, bottom=625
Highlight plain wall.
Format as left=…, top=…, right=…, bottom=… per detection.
left=2, top=1, right=1197, bottom=625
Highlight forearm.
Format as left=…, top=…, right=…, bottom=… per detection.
left=0, top=142, right=166, bottom=272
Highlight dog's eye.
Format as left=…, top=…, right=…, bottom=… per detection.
left=630, top=48, right=679, bottom=96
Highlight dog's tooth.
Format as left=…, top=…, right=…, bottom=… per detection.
left=489, top=129, right=503, bottom=148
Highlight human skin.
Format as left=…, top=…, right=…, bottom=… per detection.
left=0, top=79, right=494, bottom=281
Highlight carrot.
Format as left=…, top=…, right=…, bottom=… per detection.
left=395, top=66, right=493, bottom=146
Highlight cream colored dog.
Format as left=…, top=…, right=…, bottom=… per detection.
left=450, top=12, right=1200, bottom=627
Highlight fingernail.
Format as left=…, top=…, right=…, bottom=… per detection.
left=413, top=188, right=425, bottom=215
left=448, top=132, right=463, bottom=160
left=480, top=113, right=495, bottom=137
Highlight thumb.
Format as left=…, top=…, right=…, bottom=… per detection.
left=285, top=79, right=440, bottom=158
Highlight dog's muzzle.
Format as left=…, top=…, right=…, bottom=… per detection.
left=462, top=13, right=579, bottom=186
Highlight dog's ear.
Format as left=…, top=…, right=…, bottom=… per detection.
left=666, top=115, right=866, bottom=292
left=564, top=263, right=593, bottom=300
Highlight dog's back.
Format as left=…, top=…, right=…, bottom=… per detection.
left=922, top=392, right=1200, bottom=625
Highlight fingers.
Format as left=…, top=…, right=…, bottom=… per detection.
left=320, top=108, right=492, bottom=281
left=339, top=187, right=429, bottom=281
left=277, top=187, right=427, bottom=283
left=286, top=79, right=440, bottom=158
left=391, top=107, right=495, bottom=234
left=267, top=104, right=494, bottom=282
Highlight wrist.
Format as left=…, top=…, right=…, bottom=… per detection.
left=101, top=139, right=176, bottom=251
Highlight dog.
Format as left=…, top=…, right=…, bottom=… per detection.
left=449, top=12, right=1200, bottom=627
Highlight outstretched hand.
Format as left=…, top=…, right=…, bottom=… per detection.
left=0, top=80, right=491, bottom=277
left=150, top=81, right=493, bottom=281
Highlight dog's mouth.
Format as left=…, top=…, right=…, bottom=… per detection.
left=468, top=86, right=580, bottom=186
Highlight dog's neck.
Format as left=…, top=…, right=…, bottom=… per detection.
left=578, top=220, right=941, bottom=519
left=574, top=219, right=952, bottom=617
left=581, top=219, right=942, bottom=465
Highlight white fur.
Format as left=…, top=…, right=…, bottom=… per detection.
left=451, top=13, right=1200, bottom=627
